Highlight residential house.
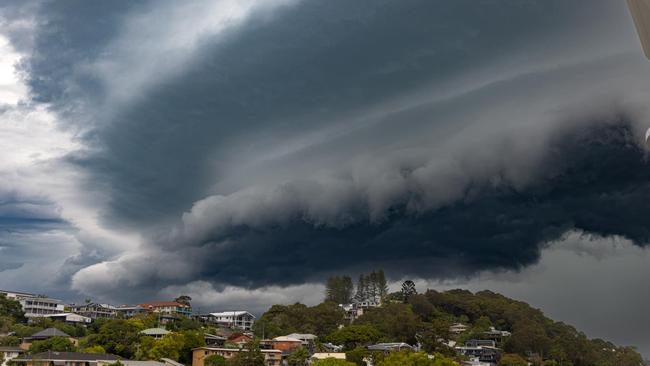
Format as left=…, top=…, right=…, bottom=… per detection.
left=0, top=290, right=65, bottom=319
left=455, top=340, right=500, bottom=364
left=203, top=334, right=226, bottom=347
left=367, top=343, right=413, bottom=352
left=139, top=301, right=192, bottom=319
left=260, top=336, right=302, bottom=353
left=21, top=328, right=77, bottom=350
left=227, top=334, right=253, bottom=348
left=483, top=327, right=511, bottom=343
left=140, top=328, right=171, bottom=339
left=68, top=303, right=117, bottom=320
left=284, top=333, right=317, bottom=352
left=43, top=313, right=92, bottom=325
left=192, top=347, right=281, bottom=366
left=339, top=301, right=380, bottom=322
left=114, top=305, right=146, bottom=319
left=461, top=358, right=491, bottom=366
left=196, top=311, right=255, bottom=331
left=449, top=323, right=469, bottom=335
left=12, top=352, right=120, bottom=366
left=310, top=353, right=346, bottom=362
left=0, top=346, right=25, bottom=366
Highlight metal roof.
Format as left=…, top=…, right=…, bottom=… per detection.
left=30, top=328, right=71, bottom=338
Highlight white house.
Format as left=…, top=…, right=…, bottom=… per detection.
left=0, top=290, right=64, bottom=319
left=200, top=311, right=256, bottom=330
left=43, top=313, right=92, bottom=324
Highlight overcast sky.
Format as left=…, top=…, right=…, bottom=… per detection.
left=2, top=0, right=650, bottom=357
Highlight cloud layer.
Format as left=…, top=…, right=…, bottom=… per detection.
left=2, top=0, right=650, bottom=338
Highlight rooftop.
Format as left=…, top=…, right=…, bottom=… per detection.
left=29, top=328, right=71, bottom=338
left=141, top=328, right=171, bottom=336
left=140, top=301, right=189, bottom=308
left=0, top=346, right=25, bottom=352
left=209, top=311, right=254, bottom=317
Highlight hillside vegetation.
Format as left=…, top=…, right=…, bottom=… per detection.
left=254, top=286, right=643, bottom=366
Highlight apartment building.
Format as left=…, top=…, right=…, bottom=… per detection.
left=0, top=290, right=64, bottom=319
left=139, top=301, right=192, bottom=317
left=196, top=311, right=255, bottom=330
left=192, top=347, right=281, bottom=366
left=68, top=303, right=117, bottom=320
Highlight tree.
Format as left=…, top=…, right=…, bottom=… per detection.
left=82, top=345, right=107, bottom=354
left=0, top=295, right=25, bottom=322
left=89, top=319, right=145, bottom=358
left=0, top=336, right=20, bottom=346
left=174, top=295, right=192, bottom=306
left=345, top=347, right=368, bottom=366
left=253, top=303, right=344, bottom=339
left=499, top=354, right=528, bottom=366
left=312, top=360, right=357, bottom=366
left=377, top=351, right=456, bottom=366
left=354, top=275, right=368, bottom=302
left=400, top=281, right=417, bottom=303
left=205, top=354, right=227, bottom=366
left=325, top=276, right=354, bottom=304
left=376, top=270, right=389, bottom=302
left=355, top=303, right=423, bottom=344
left=326, top=325, right=381, bottom=351
left=227, top=342, right=265, bottom=366
left=30, top=337, right=77, bottom=353
left=148, top=333, right=185, bottom=361
left=287, top=347, right=309, bottom=366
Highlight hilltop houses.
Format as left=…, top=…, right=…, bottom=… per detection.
left=139, top=301, right=192, bottom=316
left=195, top=311, right=255, bottom=331
left=43, top=312, right=92, bottom=325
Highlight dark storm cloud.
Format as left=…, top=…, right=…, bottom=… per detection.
left=8, top=0, right=650, bottom=300
left=17, top=0, right=625, bottom=229
left=161, top=119, right=650, bottom=286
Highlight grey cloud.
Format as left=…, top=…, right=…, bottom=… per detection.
left=16, top=0, right=631, bottom=230
left=8, top=0, right=650, bottom=321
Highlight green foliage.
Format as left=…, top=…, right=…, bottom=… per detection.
left=353, top=270, right=388, bottom=303
left=148, top=333, right=185, bottom=361
left=29, top=336, right=76, bottom=353
left=174, top=295, right=192, bottom=306
left=424, top=289, right=643, bottom=366
left=205, top=354, right=227, bottom=366
left=0, top=295, right=25, bottom=322
left=498, top=353, right=528, bottom=366
left=355, top=303, right=422, bottom=344
left=0, top=336, right=20, bottom=346
left=81, top=345, right=107, bottom=354
left=286, top=347, right=310, bottom=366
left=344, top=347, right=368, bottom=366
left=26, top=318, right=87, bottom=338
left=141, top=330, right=205, bottom=363
left=325, top=276, right=354, bottom=304
left=253, top=302, right=344, bottom=338
left=400, top=281, right=417, bottom=304
left=10, top=324, right=42, bottom=337
left=326, top=325, right=381, bottom=351
left=376, top=351, right=456, bottom=366
left=166, top=316, right=202, bottom=332
left=86, top=319, right=145, bottom=358
left=312, top=359, right=357, bottom=366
